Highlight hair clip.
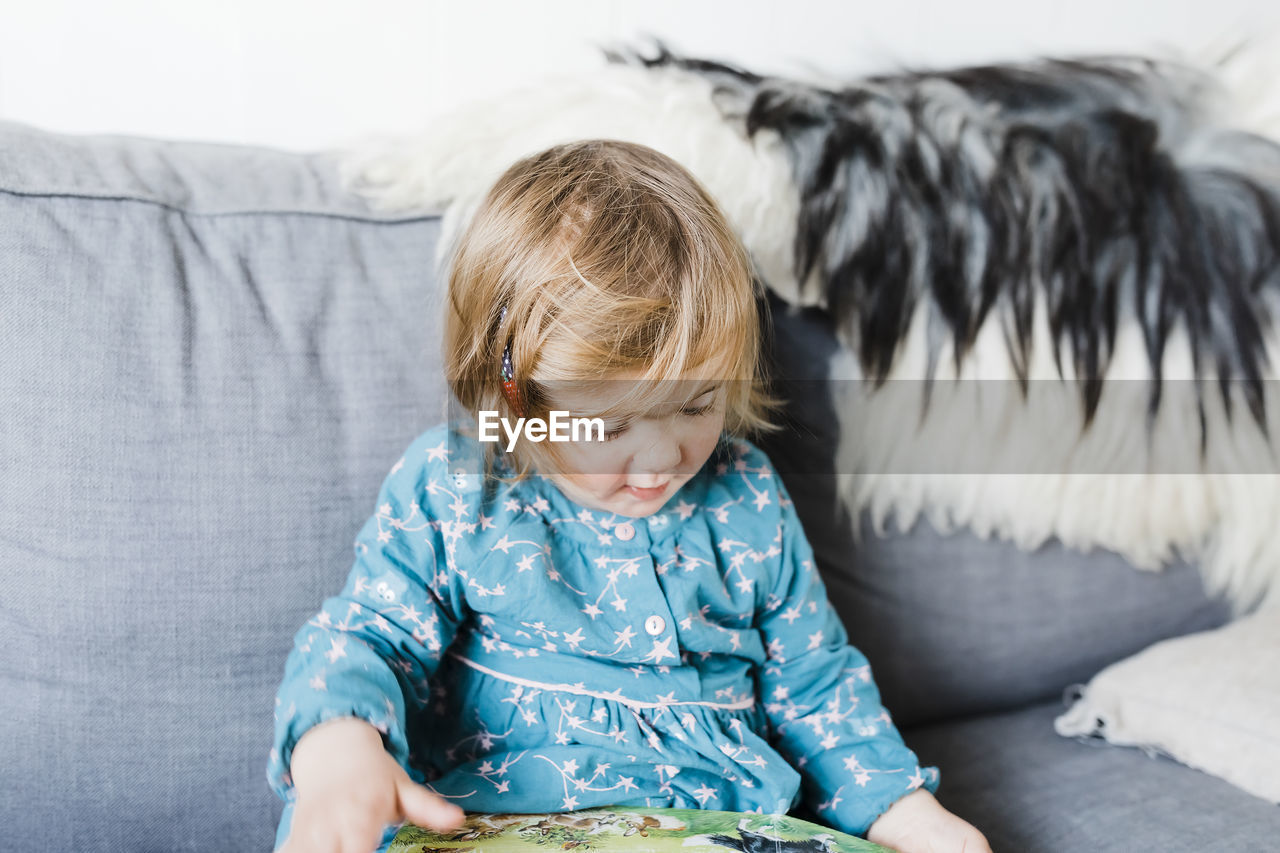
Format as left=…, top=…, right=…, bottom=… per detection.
left=498, top=305, right=524, bottom=416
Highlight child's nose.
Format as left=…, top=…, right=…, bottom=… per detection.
left=631, top=430, right=682, bottom=477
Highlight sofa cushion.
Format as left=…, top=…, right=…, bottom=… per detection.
left=1055, top=602, right=1280, bottom=804
left=758, top=295, right=1234, bottom=728
left=0, top=114, right=1250, bottom=853
left=901, top=699, right=1280, bottom=851
left=0, top=120, right=445, bottom=852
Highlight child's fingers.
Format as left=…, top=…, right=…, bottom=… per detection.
left=397, top=781, right=465, bottom=831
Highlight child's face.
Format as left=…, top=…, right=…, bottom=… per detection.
left=542, top=364, right=727, bottom=518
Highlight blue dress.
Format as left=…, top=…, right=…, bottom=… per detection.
left=268, top=423, right=940, bottom=851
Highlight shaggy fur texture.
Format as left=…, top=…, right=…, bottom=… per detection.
left=340, top=39, right=1280, bottom=613
left=604, top=42, right=1280, bottom=427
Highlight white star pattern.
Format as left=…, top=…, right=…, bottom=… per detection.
left=324, top=637, right=347, bottom=663
left=691, top=783, right=719, bottom=804
left=271, top=426, right=937, bottom=829
left=643, top=637, right=677, bottom=664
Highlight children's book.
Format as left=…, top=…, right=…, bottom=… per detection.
left=389, top=807, right=892, bottom=853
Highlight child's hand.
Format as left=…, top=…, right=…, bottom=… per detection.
left=865, top=789, right=992, bottom=853
left=277, top=717, right=464, bottom=853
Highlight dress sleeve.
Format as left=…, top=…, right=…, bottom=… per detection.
left=755, top=475, right=941, bottom=837
left=266, top=430, right=471, bottom=802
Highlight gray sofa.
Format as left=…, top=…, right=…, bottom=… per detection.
left=2, top=119, right=1276, bottom=852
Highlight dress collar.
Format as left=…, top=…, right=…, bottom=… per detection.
left=486, top=438, right=737, bottom=550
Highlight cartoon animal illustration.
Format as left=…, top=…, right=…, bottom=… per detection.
left=449, top=812, right=531, bottom=841
left=520, top=811, right=689, bottom=847
left=689, top=819, right=836, bottom=853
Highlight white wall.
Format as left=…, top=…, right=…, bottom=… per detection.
left=0, top=0, right=1275, bottom=151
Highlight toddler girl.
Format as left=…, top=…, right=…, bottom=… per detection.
left=268, top=140, right=990, bottom=853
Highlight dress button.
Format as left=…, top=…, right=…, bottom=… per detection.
left=645, top=615, right=666, bottom=636
left=615, top=522, right=635, bottom=541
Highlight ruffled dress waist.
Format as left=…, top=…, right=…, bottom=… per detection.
left=408, top=633, right=802, bottom=815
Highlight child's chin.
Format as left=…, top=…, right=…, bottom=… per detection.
left=612, top=504, right=662, bottom=519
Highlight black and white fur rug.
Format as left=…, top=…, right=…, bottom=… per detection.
left=339, top=38, right=1280, bottom=614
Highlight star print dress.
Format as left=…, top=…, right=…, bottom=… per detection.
left=268, top=423, right=940, bottom=851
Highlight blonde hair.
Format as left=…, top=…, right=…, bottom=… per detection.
left=444, top=139, right=779, bottom=480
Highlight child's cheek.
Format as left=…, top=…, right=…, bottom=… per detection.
left=570, top=437, right=630, bottom=478
left=685, top=414, right=727, bottom=470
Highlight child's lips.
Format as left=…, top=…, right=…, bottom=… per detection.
left=624, top=483, right=669, bottom=500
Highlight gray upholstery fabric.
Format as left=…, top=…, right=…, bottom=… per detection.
left=828, top=510, right=1231, bottom=728
left=758, top=297, right=1234, bottom=728
left=0, top=120, right=446, bottom=852
left=902, top=700, right=1280, bottom=851
left=0, top=118, right=1259, bottom=853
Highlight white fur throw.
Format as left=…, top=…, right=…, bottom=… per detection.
left=339, top=41, right=1280, bottom=614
